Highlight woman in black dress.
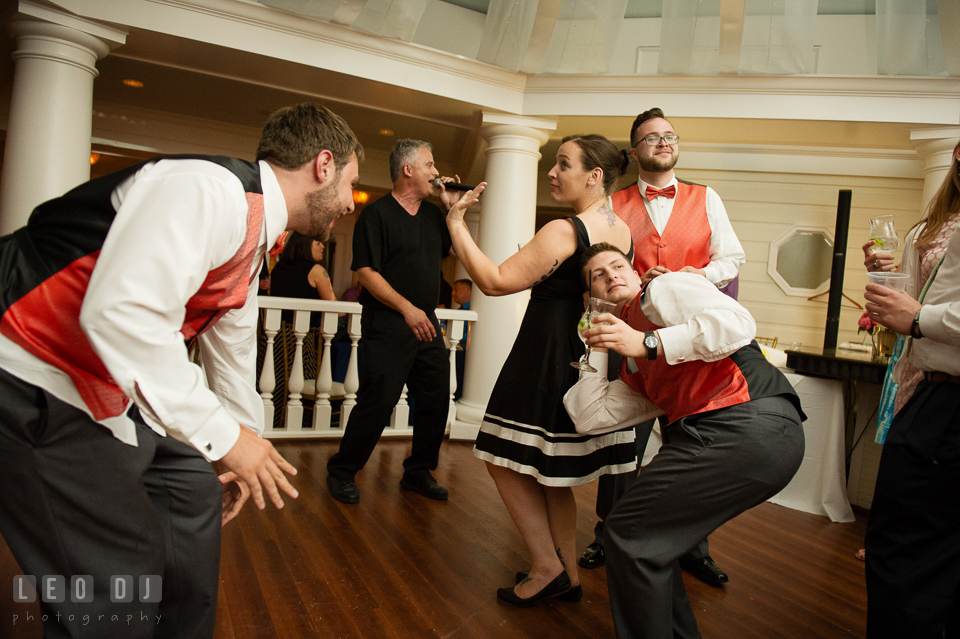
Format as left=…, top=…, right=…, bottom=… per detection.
left=446, top=135, right=635, bottom=606
left=270, top=231, right=337, bottom=305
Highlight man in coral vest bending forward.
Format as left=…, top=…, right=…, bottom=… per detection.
left=565, top=243, right=804, bottom=639
left=0, top=104, right=362, bottom=638
left=582, top=108, right=747, bottom=584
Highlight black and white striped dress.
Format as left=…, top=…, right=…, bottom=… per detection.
left=473, top=216, right=638, bottom=486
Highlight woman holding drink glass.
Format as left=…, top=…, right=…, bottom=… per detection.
left=446, top=135, right=634, bottom=606
left=861, top=140, right=960, bottom=637
left=863, top=140, right=960, bottom=416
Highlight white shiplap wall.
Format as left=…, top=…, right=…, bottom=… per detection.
left=675, top=168, right=924, bottom=349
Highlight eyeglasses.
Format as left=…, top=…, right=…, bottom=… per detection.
left=634, top=134, right=679, bottom=147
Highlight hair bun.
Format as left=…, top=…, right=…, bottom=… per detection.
left=618, top=149, right=631, bottom=176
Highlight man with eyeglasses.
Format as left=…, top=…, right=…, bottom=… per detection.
left=579, top=108, right=746, bottom=588
left=616, top=107, right=744, bottom=291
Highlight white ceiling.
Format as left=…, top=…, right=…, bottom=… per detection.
left=0, top=0, right=955, bottom=191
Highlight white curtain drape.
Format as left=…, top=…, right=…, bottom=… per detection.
left=538, top=0, right=628, bottom=74
left=352, top=0, right=429, bottom=41
left=659, top=0, right=818, bottom=75
left=658, top=0, right=721, bottom=74
left=876, top=0, right=946, bottom=76
left=259, top=0, right=426, bottom=41
left=476, top=0, right=543, bottom=72
left=739, top=0, right=817, bottom=74
left=257, top=0, right=343, bottom=20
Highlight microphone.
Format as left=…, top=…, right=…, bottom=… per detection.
left=433, top=178, right=477, bottom=192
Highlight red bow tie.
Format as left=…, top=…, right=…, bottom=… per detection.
left=645, top=185, right=677, bottom=201
left=269, top=231, right=289, bottom=258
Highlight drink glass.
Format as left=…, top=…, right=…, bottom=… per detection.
left=572, top=298, right=617, bottom=373
left=868, top=215, right=900, bottom=253
left=867, top=271, right=909, bottom=292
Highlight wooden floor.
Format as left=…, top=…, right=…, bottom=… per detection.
left=1, top=439, right=869, bottom=638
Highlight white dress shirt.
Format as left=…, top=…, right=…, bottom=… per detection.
left=635, top=177, right=746, bottom=288
left=0, top=159, right=288, bottom=460
left=913, top=229, right=960, bottom=375
left=563, top=272, right=757, bottom=435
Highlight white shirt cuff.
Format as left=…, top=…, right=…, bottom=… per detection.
left=188, top=410, right=242, bottom=461
left=658, top=324, right=694, bottom=364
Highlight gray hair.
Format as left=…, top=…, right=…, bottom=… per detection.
left=390, top=139, right=432, bottom=182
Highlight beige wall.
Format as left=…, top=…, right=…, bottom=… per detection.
left=679, top=167, right=924, bottom=349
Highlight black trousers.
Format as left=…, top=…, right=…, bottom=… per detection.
left=0, top=367, right=222, bottom=639
left=327, top=307, right=450, bottom=479
left=865, top=379, right=960, bottom=639
left=604, top=395, right=804, bottom=639
left=593, top=418, right=708, bottom=562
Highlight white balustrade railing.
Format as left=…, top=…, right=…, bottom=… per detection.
left=257, top=296, right=477, bottom=439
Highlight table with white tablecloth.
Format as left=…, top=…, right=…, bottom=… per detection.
left=767, top=373, right=856, bottom=523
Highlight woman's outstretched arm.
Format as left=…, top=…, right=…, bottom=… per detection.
left=446, top=185, right=579, bottom=297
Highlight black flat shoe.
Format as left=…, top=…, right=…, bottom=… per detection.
left=515, top=572, right=583, bottom=603
left=559, top=585, right=583, bottom=602
left=498, top=571, right=571, bottom=607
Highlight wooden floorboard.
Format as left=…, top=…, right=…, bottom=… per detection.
left=0, top=439, right=869, bottom=638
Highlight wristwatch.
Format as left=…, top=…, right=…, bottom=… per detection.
left=911, top=310, right=924, bottom=339
left=643, top=331, right=659, bottom=360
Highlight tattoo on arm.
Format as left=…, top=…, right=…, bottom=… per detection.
left=319, top=267, right=329, bottom=279
left=537, top=259, right=559, bottom=283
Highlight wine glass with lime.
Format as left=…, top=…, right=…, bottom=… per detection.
left=869, top=215, right=900, bottom=254
left=572, top=298, right=617, bottom=373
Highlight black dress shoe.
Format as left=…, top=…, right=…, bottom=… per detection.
left=399, top=472, right=449, bottom=501
left=326, top=475, right=359, bottom=504
left=680, top=556, right=729, bottom=587
left=497, top=571, right=571, bottom=607
left=515, top=571, right=582, bottom=602
left=578, top=542, right=605, bottom=569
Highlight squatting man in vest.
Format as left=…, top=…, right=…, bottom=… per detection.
left=563, top=242, right=806, bottom=639
left=0, top=103, right=361, bottom=639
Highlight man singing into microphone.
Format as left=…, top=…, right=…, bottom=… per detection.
left=326, top=139, right=461, bottom=503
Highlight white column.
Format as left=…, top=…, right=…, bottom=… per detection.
left=0, top=3, right=126, bottom=235
left=910, top=127, right=960, bottom=214
left=451, top=113, right=555, bottom=441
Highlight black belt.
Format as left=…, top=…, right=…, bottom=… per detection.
left=924, top=371, right=960, bottom=385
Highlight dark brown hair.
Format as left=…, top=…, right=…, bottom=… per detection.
left=561, top=134, right=631, bottom=196
left=277, top=231, right=317, bottom=265
left=580, top=242, right=631, bottom=287
left=630, top=108, right=667, bottom=146
left=256, top=103, right=365, bottom=172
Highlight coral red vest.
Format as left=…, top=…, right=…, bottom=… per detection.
left=611, top=181, right=711, bottom=274
left=618, top=294, right=800, bottom=425
left=0, top=156, right=265, bottom=421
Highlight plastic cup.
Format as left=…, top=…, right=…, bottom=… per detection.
left=867, top=271, right=909, bottom=292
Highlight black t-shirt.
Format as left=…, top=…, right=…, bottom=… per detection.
left=351, top=193, right=452, bottom=312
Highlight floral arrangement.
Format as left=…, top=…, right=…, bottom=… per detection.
left=858, top=312, right=878, bottom=337
left=859, top=311, right=896, bottom=363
